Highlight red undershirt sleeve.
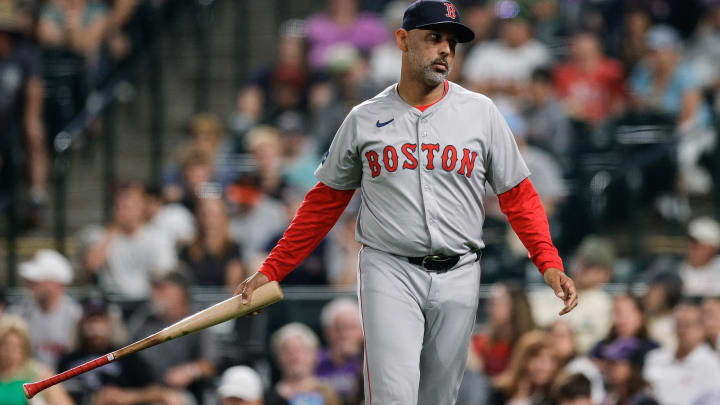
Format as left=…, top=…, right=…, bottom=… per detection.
left=258, top=182, right=356, bottom=282
left=497, top=177, right=564, bottom=275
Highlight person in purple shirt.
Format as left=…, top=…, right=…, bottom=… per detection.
left=315, top=298, right=364, bottom=402
left=305, top=0, right=389, bottom=69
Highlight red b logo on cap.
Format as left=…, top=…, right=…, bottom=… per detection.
left=444, top=2, right=457, bottom=19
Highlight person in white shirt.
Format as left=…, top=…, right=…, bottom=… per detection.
left=463, top=16, right=551, bottom=96
left=644, top=272, right=684, bottom=351
left=703, top=297, right=720, bottom=351
left=9, top=250, right=82, bottom=369
left=531, top=236, right=613, bottom=354
left=644, top=303, right=720, bottom=405
left=83, top=182, right=177, bottom=300
left=678, top=217, right=720, bottom=296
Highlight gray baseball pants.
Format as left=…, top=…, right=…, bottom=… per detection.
left=357, top=246, right=482, bottom=405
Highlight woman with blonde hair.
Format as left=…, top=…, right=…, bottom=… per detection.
left=489, top=330, right=560, bottom=405
left=0, top=315, right=74, bottom=405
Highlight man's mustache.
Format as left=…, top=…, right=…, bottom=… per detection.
left=429, top=58, right=449, bottom=69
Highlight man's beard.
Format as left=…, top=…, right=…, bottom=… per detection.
left=408, top=47, right=450, bottom=87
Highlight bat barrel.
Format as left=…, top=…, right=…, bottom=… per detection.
left=22, top=354, right=114, bottom=399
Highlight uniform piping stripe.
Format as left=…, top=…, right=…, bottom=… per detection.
left=358, top=247, right=372, bottom=405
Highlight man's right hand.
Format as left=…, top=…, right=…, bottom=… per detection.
left=233, top=271, right=270, bottom=305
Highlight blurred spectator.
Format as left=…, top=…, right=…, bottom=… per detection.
left=329, top=46, right=377, bottom=108
left=463, top=15, right=551, bottom=96
left=127, top=272, right=217, bottom=399
left=0, top=2, right=47, bottom=215
left=165, top=114, right=234, bottom=208
left=9, top=249, right=81, bottom=369
left=316, top=298, right=363, bottom=402
left=262, top=189, right=328, bottom=285
left=522, top=68, right=572, bottom=165
left=368, top=0, right=405, bottom=88
left=471, top=283, right=536, bottom=377
left=217, top=366, right=264, bottom=405
left=600, top=338, right=659, bottom=405
left=0, top=289, right=5, bottom=318
left=103, top=0, right=137, bottom=63
left=0, top=315, right=73, bottom=405
left=688, top=3, right=720, bottom=94
left=702, top=297, right=720, bottom=350
left=326, top=210, right=361, bottom=287
left=489, top=330, right=559, bottom=405
left=164, top=148, right=217, bottom=212
left=546, top=320, right=605, bottom=404
left=456, top=345, right=491, bottom=405
left=58, top=296, right=188, bottom=405
left=305, top=0, right=388, bottom=70
left=532, top=235, right=614, bottom=354
left=229, top=86, right=264, bottom=145
left=615, top=8, right=652, bottom=71
left=679, top=216, right=720, bottom=296
left=184, top=113, right=233, bottom=180
left=83, top=181, right=176, bottom=300
left=266, top=323, right=340, bottom=405
left=551, top=373, right=592, bottom=405
left=227, top=175, right=287, bottom=263
left=277, top=111, right=320, bottom=193
left=530, top=0, right=566, bottom=49
left=179, top=197, right=245, bottom=288
left=145, top=184, right=196, bottom=248
left=460, top=1, right=495, bottom=46
left=629, top=25, right=714, bottom=195
left=37, top=0, right=108, bottom=61
left=553, top=31, right=626, bottom=125
left=246, top=126, right=289, bottom=200
left=644, top=272, right=684, bottom=351
left=644, top=303, right=720, bottom=405
left=250, top=19, right=310, bottom=121
left=589, top=294, right=659, bottom=365
left=37, top=0, right=108, bottom=143
left=505, top=108, right=566, bottom=217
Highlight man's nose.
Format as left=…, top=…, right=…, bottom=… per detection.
left=439, top=41, right=450, bottom=56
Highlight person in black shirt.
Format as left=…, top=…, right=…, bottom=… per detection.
left=58, top=296, right=188, bottom=405
left=179, top=197, right=245, bottom=288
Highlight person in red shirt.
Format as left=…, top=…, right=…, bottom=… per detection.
left=470, top=283, right=536, bottom=376
left=554, top=32, right=626, bottom=125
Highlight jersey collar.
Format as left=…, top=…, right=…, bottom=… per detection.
left=392, top=80, right=452, bottom=117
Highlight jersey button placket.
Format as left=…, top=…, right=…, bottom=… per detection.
left=417, top=117, right=435, bottom=247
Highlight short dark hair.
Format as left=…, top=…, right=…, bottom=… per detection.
left=649, top=272, right=684, bottom=310
left=553, top=373, right=591, bottom=401
left=531, top=68, right=553, bottom=84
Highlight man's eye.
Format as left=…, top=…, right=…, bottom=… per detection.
left=430, top=34, right=440, bottom=41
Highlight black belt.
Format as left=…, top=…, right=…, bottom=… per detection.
left=407, top=251, right=481, bottom=273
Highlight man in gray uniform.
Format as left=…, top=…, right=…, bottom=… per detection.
left=236, top=1, right=578, bottom=404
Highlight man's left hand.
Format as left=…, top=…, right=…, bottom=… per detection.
left=543, top=268, right=578, bottom=315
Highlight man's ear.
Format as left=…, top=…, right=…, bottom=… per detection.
left=396, top=28, right=409, bottom=52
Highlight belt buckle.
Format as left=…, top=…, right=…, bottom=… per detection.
left=421, top=255, right=445, bottom=269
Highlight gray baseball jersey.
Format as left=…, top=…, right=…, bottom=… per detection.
left=315, top=81, right=530, bottom=256
left=315, top=81, right=530, bottom=405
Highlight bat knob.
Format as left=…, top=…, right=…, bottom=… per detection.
left=23, top=383, right=36, bottom=399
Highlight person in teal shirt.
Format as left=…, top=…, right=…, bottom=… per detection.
left=0, top=315, right=73, bottom=405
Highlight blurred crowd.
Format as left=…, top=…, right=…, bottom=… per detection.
left=3, top=0, right=720, bottom=403
left=0, top=0, right=169, bottom=225
left=3, top=229, right=720, bottom=405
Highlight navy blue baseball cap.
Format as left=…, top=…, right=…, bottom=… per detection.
left=402, top=0, right=475, bottom=43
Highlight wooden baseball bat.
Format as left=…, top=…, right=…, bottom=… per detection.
left=23, top=281, right=283, bottom=399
